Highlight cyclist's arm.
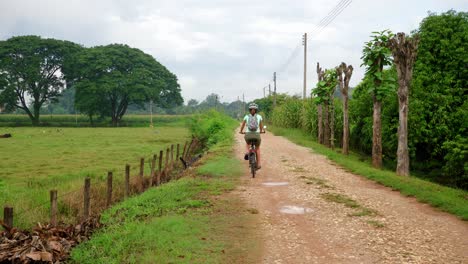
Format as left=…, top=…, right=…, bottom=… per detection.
left=259, top=120, right=264, bottom=133
left=239, top=120, right=246, bottom=133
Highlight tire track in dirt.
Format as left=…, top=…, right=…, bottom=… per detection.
left=233, top=132, right=468, bottom=264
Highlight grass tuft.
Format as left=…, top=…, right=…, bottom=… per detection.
left=302, top=176, right=334, bottom=189
left=348, top=208, right=379, bottom=217
left=367, top=220, right=385, bottom=228
left=321, top=193, right=360, bottom=208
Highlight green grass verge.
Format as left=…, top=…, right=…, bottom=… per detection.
left=269, top=126, right=468, bottom=220
left=71, top=114, right=257, bottom=263
left=70, top=178, right=233, bottom=264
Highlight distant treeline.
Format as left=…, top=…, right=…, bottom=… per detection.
left=30, top=91, right=247, bottom=119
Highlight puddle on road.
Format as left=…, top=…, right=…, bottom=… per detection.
left=279, top=205, right=313, bottom=214
left=262, top=182, right=289, bottom=186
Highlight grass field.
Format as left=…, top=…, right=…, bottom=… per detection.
left=269, top=126, right=468, bottom=221
left=0, top=114, right=189, bottom=127
left=0, top=119, right=190, bottom=228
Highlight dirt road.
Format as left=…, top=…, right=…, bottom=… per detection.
left=234, top=132, right=468, bottom=264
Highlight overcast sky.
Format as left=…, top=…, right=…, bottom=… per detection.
left=0, top=0, right=466, bottom=103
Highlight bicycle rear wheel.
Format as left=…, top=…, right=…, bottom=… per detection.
left=249, top=153, right=256, bottom=178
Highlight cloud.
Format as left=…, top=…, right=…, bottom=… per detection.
left=0, top=0, right=466, bottom=103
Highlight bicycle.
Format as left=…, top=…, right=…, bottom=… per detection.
left=240, top=129, right=266, bottom=178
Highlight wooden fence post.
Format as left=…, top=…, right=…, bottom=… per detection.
left=139, top=158, right=145, bottom=192
left=83, top=177, right=91, bottom=220
left=3, top=206, right=13, bottom=229
left=107, top=172, right=113, bottom=207
left=125, top=164, right=130, bottom=198
left=139, top=158, right=144, bottom=177
left=158, top=150, right=163, bottom=186
left=171, top=145, right=174, bottom=168
left=185, top=138, right=194, bottom=159
left=150, top=154, right=156, bottom=186
left=182, top=141, right=188, bottom=159
left=165, top=148, right=170, bottom=182
left=50, top=190, right=58, bottom=226
left=176, top=144, right=180, bottom=164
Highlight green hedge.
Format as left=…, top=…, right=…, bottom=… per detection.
left=189, top=110, right=237, bottom=148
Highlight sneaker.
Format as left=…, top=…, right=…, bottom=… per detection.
left=256, top=165, right=262, bottom=170
left=244, top=153, right=249, bottom=160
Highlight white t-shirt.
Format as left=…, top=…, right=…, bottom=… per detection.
left=244, top=114, right=263, bottom=133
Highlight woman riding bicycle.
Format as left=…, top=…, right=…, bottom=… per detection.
left=239, top=103, right=264, bottom=170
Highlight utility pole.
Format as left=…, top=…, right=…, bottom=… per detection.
left=273, top=72, right=277, bottom=108
left=242, top=93, right=245, bottom=115
left=269, top=84, right=271, bottom=97
left=237, top=96, right=240, bottom=118
left=263, top=86, right=266, bottom=98
left=150, top=100, right=153, bottom=128
left=303, top=32, right=307, bottom=99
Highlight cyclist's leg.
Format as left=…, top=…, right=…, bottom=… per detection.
left=244, top=134, right=250, bottom=159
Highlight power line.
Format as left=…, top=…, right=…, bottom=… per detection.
left=277, top=42, right=302, bottom=74
left=315, top=0, right=353, bottom=36
left=314, top=0, right=350, bottom=30
left=257, top=0, right=353, bottom=95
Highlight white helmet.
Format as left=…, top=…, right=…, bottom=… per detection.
left=248, top=103, right=258, bottom=110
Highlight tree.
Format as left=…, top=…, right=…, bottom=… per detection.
left=187, top=99, right=199, bottom=107
left=43, top=86, right=76, bottom=114
left=316, top=63, right=325, bottom=144
left=0, top=36, right=81, bottom=125
left=201, top=93, right=221, bottom=109
left=326, top=69, right=338, bottom=149
left=361, top=30, right=395, bottom=168
left=336, top=62, right=354, bottom=155
left=388, top=32, right=419, bottom=176
left=313, top=68, right=337, bottom=148
left=410, top=10, right=467, bottom=186
left=74, top=44, right=183, bottom=125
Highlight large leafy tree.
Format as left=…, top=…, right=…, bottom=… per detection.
left=0, top=36, right=81, bottom=125
left=361, top=30, right=396, bottom=168
left=73, top=44, right=183, bottom=125
left=410, top=10, right=467, bottom=187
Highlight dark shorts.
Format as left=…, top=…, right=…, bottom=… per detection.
left=244, top=132, right=261, bottom=147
